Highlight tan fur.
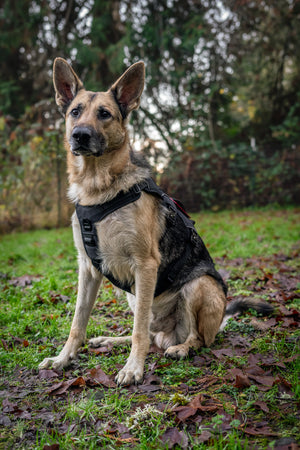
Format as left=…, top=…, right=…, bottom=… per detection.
left=39, top=58, right=227, bottom=385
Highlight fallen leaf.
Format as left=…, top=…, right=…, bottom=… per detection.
left=260, top=356, right=286, bottom=369
left=0, top=414, right=11, bottom=426
left=174, top=405, right=198, bottom=422
left=227, top=335, right=251, bottom=348
left=48, top=292, right=70, bottom=304
left=48, top=377, right=86, bottom=395
left=243, top=425, right=277, bottom=437
left=247, top=374, right=276, bottom=387
left=2, top=398, right=31, bottom=420
left=227, top=367, right=244, bottom=381
left=174, top=394, right=221, bottom=421
left=88, top=346, right=112, bottom=356
left=43, top=445, right=60, bottom=450
left=142, top=373, right=162, bottom=386
left=234, top=373, right=251, bottom=389
left=39, top=369, right=60, bottom=380
left=2, top=399, right=17, bottom=413
left=245, top=365, right=266, bottom=376
left=9, top=275, right=40, bottom=287
left=160, top=427, right=189, bottom=449
left=9, top=336, right=30, bottom=348
left=211, top=348, right=235, bottom=359
left=86, top=366, right=116, bottom=388
left=197, top=430, right=213, bottom=443
left=196, top=375, right=219, bottom=391
left=254, top=401, right=269, bottom=413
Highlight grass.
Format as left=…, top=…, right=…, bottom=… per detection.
left=193, top=207, right=299, bottom=259
left=0, top=207, right=299, bottom=449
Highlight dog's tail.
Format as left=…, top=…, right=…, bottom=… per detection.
left=220, top=298, right=274, bottom=331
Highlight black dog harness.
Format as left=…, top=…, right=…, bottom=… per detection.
left=75, top=178, right=226, bottom=297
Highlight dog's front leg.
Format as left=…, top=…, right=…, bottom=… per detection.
left=39, top=260, right=102, bottom=370
left=115, top=259, right=157, bottom=386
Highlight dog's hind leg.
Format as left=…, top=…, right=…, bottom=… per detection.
left=39, top=259, right=102, bottom=370
left=164, top=293, right=202, bottom=359
left=194, top=276, right=226, bottom=347
left=165, top=276, right=226, bottom=359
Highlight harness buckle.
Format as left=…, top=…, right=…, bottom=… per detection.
left=82, top=218, right=92, bottom=232
left=83, top=233, right=96, bottom=246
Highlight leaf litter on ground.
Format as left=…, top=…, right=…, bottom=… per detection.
left=0, top=243, right=299, bottom=449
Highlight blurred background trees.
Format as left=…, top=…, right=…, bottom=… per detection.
left=0, top=0, right=299, bottom=232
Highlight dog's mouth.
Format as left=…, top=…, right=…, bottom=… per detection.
left=70, top=126, right=106, bottom=157
left=71, top=146, right=103, bottom=157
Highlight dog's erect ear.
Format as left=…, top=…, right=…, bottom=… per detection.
left=53, top=58, right=84, bottom=113
left=110, top=62, right=145, bottom=119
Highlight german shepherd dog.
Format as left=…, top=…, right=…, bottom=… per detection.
left=39, top=59, right=273, bottom=385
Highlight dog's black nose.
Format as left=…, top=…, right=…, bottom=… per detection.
left=72, top=127, right=92, bottom=147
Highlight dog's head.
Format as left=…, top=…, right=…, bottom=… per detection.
left=53, top=58, right=145, bottom=157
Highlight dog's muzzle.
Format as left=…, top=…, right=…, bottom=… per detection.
left=70, top=126, right=106, bottom=157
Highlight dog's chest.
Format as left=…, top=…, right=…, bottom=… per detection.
left=96, top=212, right=137, bottom=277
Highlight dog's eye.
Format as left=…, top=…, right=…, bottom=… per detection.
left=98, top=109, right=112, bottom=120
left=71, top=108, right=80, bottom=118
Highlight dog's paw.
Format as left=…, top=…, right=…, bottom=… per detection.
left=89, top=336, right=111, bottom=347
left=89, top=337, right=104, bottom=348
left=38, top=355, right=71, bottom=370
left=89, top=336, right=132, bottom=348
left=164, top=344, right=188, bottom=359
left=115, top=361, right=144, bottom=386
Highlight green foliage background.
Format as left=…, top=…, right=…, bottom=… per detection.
left=0, top=0, right=299, bottom=231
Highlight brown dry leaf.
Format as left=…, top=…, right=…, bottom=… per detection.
left=2, top=399, right=31, bottom=420
left=43, top=445, right=59, bottom=450
left=174, top=394, right=221, bottom=422
left=139, top=372, right=162, bottom=392
left=211, top=348, right=235, bottom=359
left=254, top=401, right=269, bottom=413
left=197, top=430, right=213, bottom=443
left=245, top=365, right=266, bottom=376
left=247, top=374, right=276, bottom=387
left=48, top=377, right=86, bottom=395
left=39, top=369, right=59, bottom=380
left=9, top=275, right=41, bottom=287
left=88, top=346, right=112, bottom=356
left=160, top=427, right=189, bottom=449
left=243, top=425, right=277, bottom=437
left=86, top=366, right=116, bottom=388
left=175, top=405, right=198, bottom=422
left=234, top=373, right=251, bottom=389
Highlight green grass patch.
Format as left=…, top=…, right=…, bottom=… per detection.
left=193, top=207, right=299, bottom=258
